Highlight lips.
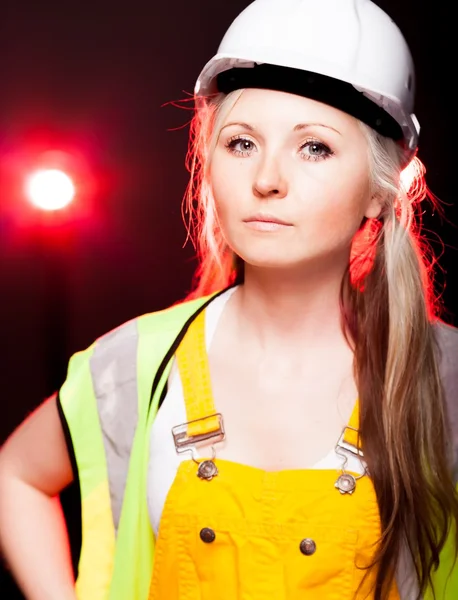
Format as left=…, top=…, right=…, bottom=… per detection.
left=243, top=213, right=292, bottom=226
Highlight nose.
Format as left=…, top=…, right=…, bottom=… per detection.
left=253, top=152, right=288, bottom=199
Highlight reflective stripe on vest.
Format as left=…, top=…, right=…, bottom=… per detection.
left=90, top=318, right=139, bottom=532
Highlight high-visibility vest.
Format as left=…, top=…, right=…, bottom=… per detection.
left=58, top=289, right=458, bottom=599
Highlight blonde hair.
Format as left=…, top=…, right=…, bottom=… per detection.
left=183, top=91, right=245, bottom=295
left=182, top=91, right=458, bottom=599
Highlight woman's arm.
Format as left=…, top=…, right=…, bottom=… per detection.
left=0, top=395, right=77, bottom=600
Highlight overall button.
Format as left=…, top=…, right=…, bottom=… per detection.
left=200, top=528, right=216, bottom=543
left=299, top=538, right=316, bottom=556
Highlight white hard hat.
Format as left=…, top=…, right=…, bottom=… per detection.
left=195, top=0, right=420, bottom=164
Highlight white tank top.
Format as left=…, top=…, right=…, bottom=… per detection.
left=147, top=287, right=365, bottom=536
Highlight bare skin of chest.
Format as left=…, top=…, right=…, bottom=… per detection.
left=202, top=303, right=359, bottom=472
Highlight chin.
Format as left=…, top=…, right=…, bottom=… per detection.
left=237, top=246, right=341, bottom=275
left=238, top=253, right=300, bottom=271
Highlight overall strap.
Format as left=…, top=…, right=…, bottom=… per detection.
left=174, top=308, right=224, bottom=449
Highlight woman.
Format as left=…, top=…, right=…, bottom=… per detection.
left=0, top=0, right=457, bottom=598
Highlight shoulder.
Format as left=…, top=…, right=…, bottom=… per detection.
left=433, top=318, right=458, bottom=348
left=61, top=291, right=221, bottom=409
left=433, top=319, right=458, bottom=375
left=67, top=292, right=219, bottom=374
left=432, top=320, right=458, bottom=479
left=134, top=293, right=216, bottom=340
left=97, top=293, right=214, bottom=345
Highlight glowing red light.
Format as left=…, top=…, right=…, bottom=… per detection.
left=400, top=157, right=425, bottom=195
left=26, top=169, right=75, bottom=211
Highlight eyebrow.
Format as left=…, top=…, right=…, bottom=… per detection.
left=221, top=121, right=342, bottom=136
left=294, top=123, right=342, bottom=136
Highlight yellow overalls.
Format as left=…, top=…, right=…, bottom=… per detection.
left=149, top=309, right=400, bottom=599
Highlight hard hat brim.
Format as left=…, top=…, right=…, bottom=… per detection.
left=215, top=63, right=403, bottom=143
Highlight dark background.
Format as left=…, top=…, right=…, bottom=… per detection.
left=0, top=1, right=456, bottom=597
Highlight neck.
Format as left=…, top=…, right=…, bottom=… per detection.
left=233, top=258, right=350, bottom=351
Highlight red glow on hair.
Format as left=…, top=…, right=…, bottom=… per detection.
left=400, top=156, right=426, bottom=198
left=350, top=218, right=382, bottom=289
left=350, top=156, right=429, bottom=291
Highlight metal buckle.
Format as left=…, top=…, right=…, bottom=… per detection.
left=172, top=413, right=225, bottom=454
left=335, top=425, right=364, bottom=458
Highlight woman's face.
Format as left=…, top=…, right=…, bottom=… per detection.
left=210, top=88, right=381, bottom=273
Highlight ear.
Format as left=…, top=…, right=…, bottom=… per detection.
left=364, top=193, right=383, bottom=220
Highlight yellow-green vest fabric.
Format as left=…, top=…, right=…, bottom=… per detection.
left=58, top=291, right=458, bottom=599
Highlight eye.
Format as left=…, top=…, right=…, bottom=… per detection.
left=300, top=139, right=333, bottom=161
left=225, top=136, right=257, bottom=156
